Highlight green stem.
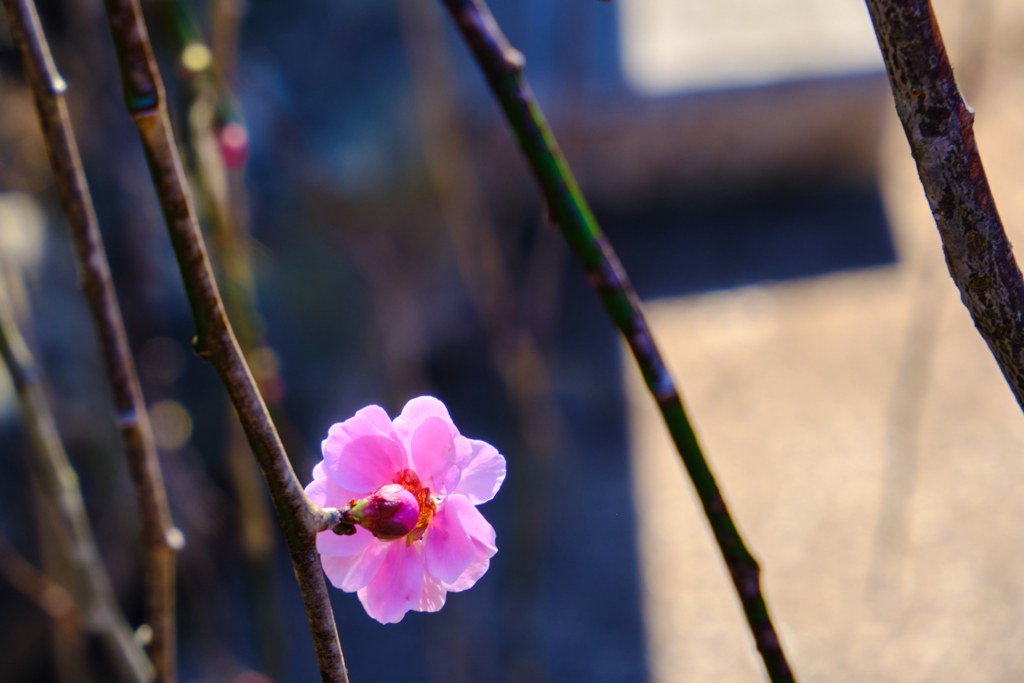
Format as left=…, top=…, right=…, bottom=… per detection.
left=98, top=1, right=349, bottom=680
left=1, top=1, right=181, bottom=678
left=437, top=1, right=795, bottom=680
left=0, top=270, right=154, bottom=683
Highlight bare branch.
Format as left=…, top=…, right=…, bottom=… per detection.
left=0, top=0, right=181, bottom=678
left=98, top=0, right=349, bottom=680
left=0, top=269, right=154, bottom=683
left=865, top=0, right=1024, bottom=409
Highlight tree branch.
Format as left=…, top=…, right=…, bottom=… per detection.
left=0, top=529, right=83, bottom=633
left=1, top=1, right=181, bottom=678
left=0, top=269, right=154, bottom=683
left=865, top=0, right=1024, bottom=409
left=436, top=1, right=795, bottom=680
left=98, top=1, right=349, bottom=680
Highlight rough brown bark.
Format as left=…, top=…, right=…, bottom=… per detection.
left=866, top=0, right=1024, bottom=409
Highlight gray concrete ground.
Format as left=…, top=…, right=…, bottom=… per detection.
left=625, top=0, right=1024, bottom=680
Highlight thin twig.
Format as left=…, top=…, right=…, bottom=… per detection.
left=437, top=1, right=795, bottom=680
left=1, top=1, right=181, bottom=679
left=0, top=268, right=154, bottom=683
left=865, top=0, right=1024, bottom=411
left=98, top=1, right=350, bottom=681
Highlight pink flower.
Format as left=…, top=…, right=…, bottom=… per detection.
left=305, top=396, right=505, bottom=624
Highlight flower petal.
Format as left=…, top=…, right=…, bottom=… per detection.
left=316, top=526, right=374, bottom=557
left=454, top=436, right=474, bottom=469
left=323, top=433, right=406, bottom=494
left=452, top=439, right=506, bottom=504
left=425, top=498, right=475, bottom=584
left=305, top=470, right=360, bottom=509
left=442, top=540, right=492, bottom=593
left=321, top=407, right=408, bottom=493
left=305, top=476, right=329, bottom=507
left=357, top=541, right=425, bottom=624
left=415, top=572, right=447, bottom=613
left=394, top=396, right=456, bottom=444
left=352, top=405, right=401, bottom=441
left=447, top=494, right=497, bottom=554
left=410, top=417, right=458, bottom=494
left=325, top=406, right=402, bottom=448
left=320, top=539, right=389, bottom=592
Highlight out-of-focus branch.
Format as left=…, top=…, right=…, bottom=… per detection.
left=158, top=3, right=289, bottom=674
left=0, top=530, right=82, bottom=632
left=0, top=269, right=154, bottom=683
left=398, top=0, right=562, bottom=459
left=1, top=1, right=181, bottom=679
left=209, top=0, right=246, bottom=84
left=98, top=1, right=350, bottom=681
left=436, top=1, right=795, bottom=680
left=32, top=479, right=95, bottom=683
left=865, top=0, right=1024, bottom=411
left=397, top=3, right=564, bottom=676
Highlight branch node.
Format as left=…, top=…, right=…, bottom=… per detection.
left=164, top=527, right=186, bottom=551
left=316, top=506, right=356, bottom=534
left=191, top=334, right=211, bottom=360
left=501, top=47, right=525, bottom=72
left=116, top=409, right=140, bottom=430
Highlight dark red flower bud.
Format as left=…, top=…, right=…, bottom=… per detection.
left=348, top=484, right=420, bottom=541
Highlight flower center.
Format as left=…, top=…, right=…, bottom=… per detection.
left=393, top=469, right=437, bottom=544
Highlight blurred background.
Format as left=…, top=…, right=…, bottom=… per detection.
left=0, top=0, right=1020, bottom=681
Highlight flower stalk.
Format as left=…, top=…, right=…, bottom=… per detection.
left=99, top=0, right=348, bottom=680
left=1, top=0, right=181, bottom=678
left=436, top=1, right=795, bottom=680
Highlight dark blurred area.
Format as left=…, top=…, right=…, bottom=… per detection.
left=0, top=0, right=893, bottom=681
